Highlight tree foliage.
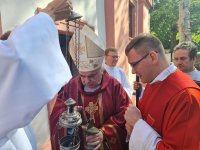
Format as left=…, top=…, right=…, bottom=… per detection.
left=190, top=0, right=200, bottom=48
left=150, top=0, right=200, bottom=51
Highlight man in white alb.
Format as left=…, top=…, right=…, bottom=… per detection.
left=104, top=47, right=133, bottom=98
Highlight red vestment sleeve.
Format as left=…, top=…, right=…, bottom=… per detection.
left=100, top=82, right=131, bottom=150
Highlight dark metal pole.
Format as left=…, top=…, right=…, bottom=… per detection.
left=135, top=75, right=140, bottom=107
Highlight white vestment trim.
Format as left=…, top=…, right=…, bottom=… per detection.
left=129, top=119, right=161, bottom=150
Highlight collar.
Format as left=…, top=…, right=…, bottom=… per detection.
left=150, top=63, right=177, bottom=84
left=104, top=63, right=115, bottom=69
left=77, top=70, right=111, bottom=95
left=84, top=85, right=100, bottom=92
left=187, top=68, right=198, bottom=74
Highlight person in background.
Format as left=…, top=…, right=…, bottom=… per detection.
left=133, top=80, right=144, bottom=99
left=104, top=47, right=133, bottom=98
left=0, top=0, right=72, bottom=149
left=124, top=33, right=200, bottom=150
left=49, top=26, right=130, bottom=150
left=173, top=41, right=200, bottom=86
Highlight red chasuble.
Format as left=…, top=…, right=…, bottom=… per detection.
left=49, top=71, right=130, bottom=150
left=139, top=70, right=200, bottom=150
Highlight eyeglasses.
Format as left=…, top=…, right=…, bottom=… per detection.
left=107, top=55, right=120, bottom=59
left=130, top=53, right=149, bottom=68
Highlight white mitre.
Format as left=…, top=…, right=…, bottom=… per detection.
left=69, top=25, right=105, bottom=72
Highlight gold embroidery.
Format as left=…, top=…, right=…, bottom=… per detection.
left=85, top=101, right=99, bottom=123
left=81, top=94, right=102, bottom=124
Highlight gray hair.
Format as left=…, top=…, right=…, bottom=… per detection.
left=174, top=41, right=198, bottom=59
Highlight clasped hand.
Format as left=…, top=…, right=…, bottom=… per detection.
left=85, top=130, right=103, bottom=150
left=124, top=104, right=142, bottom=136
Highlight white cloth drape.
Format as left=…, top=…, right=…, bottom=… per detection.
left=0, top=12, right=72, bottom=148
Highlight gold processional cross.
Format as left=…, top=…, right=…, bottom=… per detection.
left=85, top=102, right=98, bottom=123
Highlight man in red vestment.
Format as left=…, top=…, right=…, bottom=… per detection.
left=49, top=26, right=130, bottom=150
left=124, top=34, right=200, bottom=150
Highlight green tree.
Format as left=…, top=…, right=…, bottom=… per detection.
left=190, top=0, right=200, bottom=48
left=150, top=0, right=200, bottom=50
left=150, top=0, right=179, bottom=50
left=179, top=0, right=192, bottom=42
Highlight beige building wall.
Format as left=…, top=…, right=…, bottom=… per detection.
left=0, top=0, right=105, bottom=43
left=105, top=0, right=130, bottom=71
left=143, top=2, right=150, bottom=33
left=0, top=0, right=36, bottom=32
left=104, top=0, right=153, bottom=85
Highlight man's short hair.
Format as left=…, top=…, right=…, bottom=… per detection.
left=105, top=47, right=117, bottom=55
left=125, top=33, right=165, bottom=56
left=174, top=41, right=198, bottom=60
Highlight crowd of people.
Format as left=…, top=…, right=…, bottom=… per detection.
left=0, top=0, right=200, bottom=150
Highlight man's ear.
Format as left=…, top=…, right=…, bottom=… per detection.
left=149, top=51, right=158, bottom=64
